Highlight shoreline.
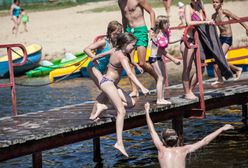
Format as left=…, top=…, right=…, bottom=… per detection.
left=0, top=1, right=247, bottom=60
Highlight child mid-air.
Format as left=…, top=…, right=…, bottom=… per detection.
left=211, top=0, right=248, bottom=86
left=149, top=15, right=181, bottom=105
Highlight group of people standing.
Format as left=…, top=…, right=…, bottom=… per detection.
left=83, top=0, right=247, bottom=162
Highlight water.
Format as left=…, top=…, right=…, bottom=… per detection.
left=0, top=73, right=247, bottom=168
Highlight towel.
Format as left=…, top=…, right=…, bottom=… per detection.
left=196, top=24, right=233, bottom=80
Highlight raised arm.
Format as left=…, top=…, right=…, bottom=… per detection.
left=223, top=9, right=248, bottom=35
left=121, top=56, right=149, bottom=95
left=92, top=49, right=115, bottom=62
left=144, top=102, right=164, bottom=151
left=84, top=39, right=106, bottom=59
left=184, top=124, right=234, bottom=153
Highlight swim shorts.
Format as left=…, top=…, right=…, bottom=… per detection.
left=126, top=25, right=148, bottom=47
left=219, top=36, right=233, bottom=46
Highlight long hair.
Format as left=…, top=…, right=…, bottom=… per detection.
left=154, top=15, right=169, bottom=35
left=106, top=20, right=123, bottom=45
left=115, top=32, right=136, bottom=50
left=191, top=0, right=206, bottom=20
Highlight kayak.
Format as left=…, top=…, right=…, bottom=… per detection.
left=0, top=44, right=42, bottom=78
left=26, top=52, right=88, bottom=78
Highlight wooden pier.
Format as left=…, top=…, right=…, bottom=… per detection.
left=0, top=73, right=248, bottom=168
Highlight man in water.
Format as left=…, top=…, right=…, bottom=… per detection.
left=144, top=102, right=234, bottom=168
left=118, top=0, right=157, bottom=97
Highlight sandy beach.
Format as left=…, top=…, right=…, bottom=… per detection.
left=0, top=0, right=247, bottom=60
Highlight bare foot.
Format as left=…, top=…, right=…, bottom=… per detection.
left=89, top=103, right=108, bottom=120
left=234, top=68, right=242, bottom=81
left=184, top=93, right=198, bottom=100
left=129, top=91, right=139, bottom=97
left=211, top=81, right=224, bottom=87
left=114, top=143, right=129, bottom=157
left=157, top=99, right=172, bottom=105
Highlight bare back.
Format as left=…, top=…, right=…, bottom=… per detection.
left=158, top=147, right=187, bottom=168
left=118, top=0, right=146, bottom=28
left=212, top=9, right=232, bottom=37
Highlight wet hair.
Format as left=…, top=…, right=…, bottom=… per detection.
left=161, top=129, right=178, bottom=147
left=106, top=20, right=123, bottom=43
left=115, top=32, right=136, bottom=50
left=154, top=15, right=169, bottom=34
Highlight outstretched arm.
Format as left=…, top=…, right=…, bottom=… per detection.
left=92, top=49, right=115, bottom=62
left=144, top=102, right=164, bottom=151
left=184, top=124, right=234, bottom=153
left=121, top=57, right=149, bottom=95
left=223, top=9, right=248, bottom=35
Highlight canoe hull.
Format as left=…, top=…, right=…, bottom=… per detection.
left=0, top=44, right=42, bottom=78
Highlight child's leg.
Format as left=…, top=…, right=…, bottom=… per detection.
left=23, top=22, right=28, bottom=32
left=152, top=60, right=171, bottom=104
left=100, top=82, right=128, bottom=157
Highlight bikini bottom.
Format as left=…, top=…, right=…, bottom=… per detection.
left=149, top=56, right=162, bottom=64
left=99, top=75, right=115, bottom=86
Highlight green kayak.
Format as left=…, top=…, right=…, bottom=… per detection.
left=26, top=52, right=87, bottom=78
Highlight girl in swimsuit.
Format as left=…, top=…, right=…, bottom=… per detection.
left=211, top=0, right=248, bottom=84
left=149, top=15, right=181, bottom=105
left=180, top=0, right=213, bottom=100
left=10, top=0, right=21, bottom=36
left=90, top=32, right=149, bottom=157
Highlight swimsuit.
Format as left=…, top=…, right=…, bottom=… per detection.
left=87, top=38, right=111, bottom=73
left=99, top=75, right=115, bottom=86
left=219, top=36, right=233, bottom=46
left=21, top=15, right=28, bottom=23
left=12, top=5, right=20, bottom=17
left=148, top=56, right=162, bottom=64
left=108, top=62, right=122, bottom=70
left=126, top=25, right=148, bottom=47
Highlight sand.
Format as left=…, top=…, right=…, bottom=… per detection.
left=0, top=0, right=247, bottom=60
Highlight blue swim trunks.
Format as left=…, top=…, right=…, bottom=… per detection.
left=219, top=36, right=233, bottom=46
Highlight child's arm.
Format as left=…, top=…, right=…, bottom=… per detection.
left=223, top=9, right=248, bottom=35
left=162, top=50, right=181, bottom=65
left=144, top=102, right=165, bottom=151
left=91, top=49, right=114, bottom=62
left=84, top=39, right=105, bottom=59
left=120, top=56, right=149, bottom=95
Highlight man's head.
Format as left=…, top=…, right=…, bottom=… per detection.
left=161, top=129, right=178, bottom=147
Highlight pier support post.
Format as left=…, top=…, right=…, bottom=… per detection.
left=93, top=137, right=102, bottom=163
left=32, top=152, right=42, bottom=168
left=172, top=116, right=184, bottom=146
left=242, top=104, right=248, bottom=125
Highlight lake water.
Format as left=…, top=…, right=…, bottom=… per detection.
left=0, top=72, right=247, bottom=168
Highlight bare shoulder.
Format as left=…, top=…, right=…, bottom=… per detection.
left=222, top=9, right=232, bottom=16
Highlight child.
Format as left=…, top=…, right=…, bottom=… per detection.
left=144, top=102, right=234, bottom=168
left=84, top=20, right=123, bottom=88
left=211, top=0, right=248, bottom=85
left=90, top=32, right=149, bottom=157
left=178, top=1, right=185, bottom=26
left=20, top=8, right=29, bottom=32
left=149, top=15, right=181, bottom=105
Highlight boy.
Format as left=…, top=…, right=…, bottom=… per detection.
left=211, top=0, right=248, bottom=86
left=144, top=102, right=234, bottom=168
